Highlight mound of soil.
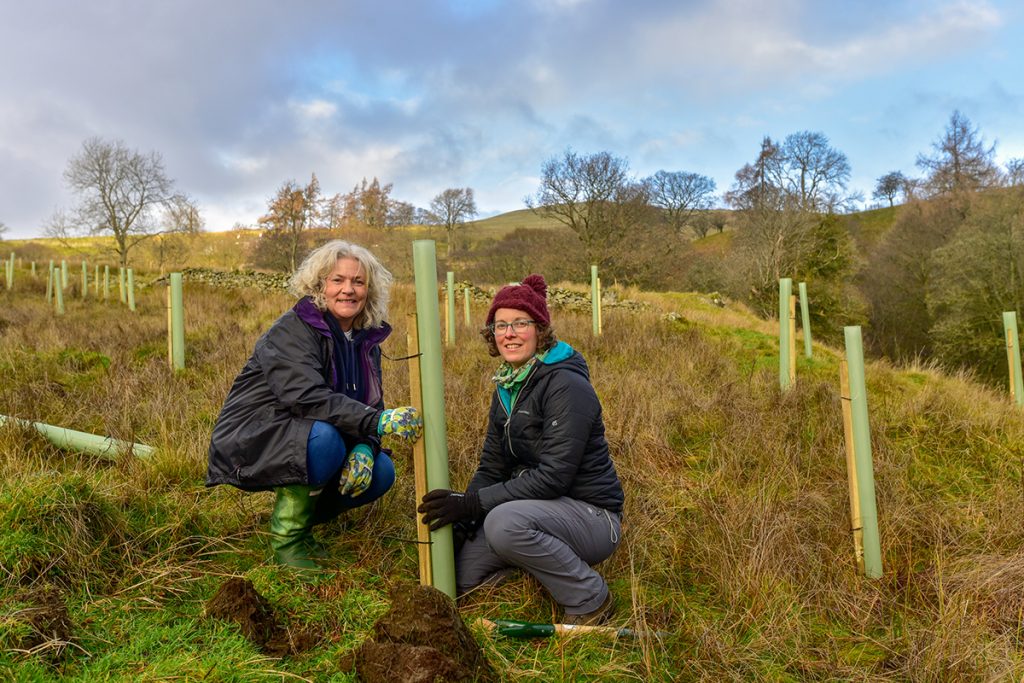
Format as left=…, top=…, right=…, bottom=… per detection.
left=353, top=584, right=496, bottom=683
left=205, top=577, right=317, bottom=657
left=11, top=585, right=73, bottom=658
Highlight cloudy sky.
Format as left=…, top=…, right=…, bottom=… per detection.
left=1, top=0, right=1022, bottom=239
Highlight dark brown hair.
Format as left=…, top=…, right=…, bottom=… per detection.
left=480, top=322, right=558, bottom=358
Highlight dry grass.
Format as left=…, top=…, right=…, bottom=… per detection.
left=3, top=260, right=1024, bottom=680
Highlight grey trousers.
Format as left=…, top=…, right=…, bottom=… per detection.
left=456, top=496, right=622, bottom=615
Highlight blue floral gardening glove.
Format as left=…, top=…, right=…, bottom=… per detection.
left=377, top=406, right=423, bottom=441
left=339, top=443, right=375, bottom=497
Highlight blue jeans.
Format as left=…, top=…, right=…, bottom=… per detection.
left=306, top=420, right=395, bottom=509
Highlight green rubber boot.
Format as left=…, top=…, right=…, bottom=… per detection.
left=269, top=485, right=324, bottom=571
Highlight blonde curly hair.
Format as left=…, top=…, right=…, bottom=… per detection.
left=288, top=240, right=393, bottom=329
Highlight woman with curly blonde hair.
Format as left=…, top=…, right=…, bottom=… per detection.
left=208, top=240, right=422, bottom=574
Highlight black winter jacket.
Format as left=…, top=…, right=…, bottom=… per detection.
left=206, top=297, right=389, bottom=491
left=467, top=343, right=624, bottom=514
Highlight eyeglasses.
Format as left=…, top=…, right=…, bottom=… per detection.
left=489, top=319, right=536, bottom=335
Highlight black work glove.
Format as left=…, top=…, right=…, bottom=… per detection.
left=417, top=489, right=482, bottom=531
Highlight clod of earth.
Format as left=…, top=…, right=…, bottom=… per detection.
left=205, top=577, right=317, bottom=657
left=352, top=584, right=497, bottom=683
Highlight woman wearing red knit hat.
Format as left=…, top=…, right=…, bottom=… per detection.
left=419, top=274, right=624, bottom=625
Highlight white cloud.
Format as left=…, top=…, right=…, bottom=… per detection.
left=290, top=99, right=338, bottom=120
left=631, top=0, right=1002, bottom=95
left=217, top=152, right=268, bottom=174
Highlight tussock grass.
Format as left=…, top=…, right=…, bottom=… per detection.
left=3, top=262, right=1024, bottom=680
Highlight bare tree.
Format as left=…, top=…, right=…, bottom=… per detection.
left=1005, top=158, right=1024, bottom=187
left=725, top=137, right=786, bottom=211
left=61, top=137, right=182, bottom=267
left=645, top=170, right=717, bottom=237
left=526, top=149, right=637, bottom=266
left=0, top=221, right=7, bottom=240
left=780, top=131, right=851, bottom=211
left=917, top=110, right=999, bottom=196
left=873, top=171, right=907, bottom=207
left=430, top=187, right=477, bottom=257
left=724, top=134, right=858, bottom=329
left=165, top=193, right=204, bottom=233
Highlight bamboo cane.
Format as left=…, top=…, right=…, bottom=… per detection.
left=840, top=360, right=865, bottom=574
left=408, top=313, right=433, bottom=587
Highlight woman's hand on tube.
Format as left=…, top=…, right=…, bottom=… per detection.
left=417, top=489, right=481, bottom=531
left=377, top=406, right=423, bottom=441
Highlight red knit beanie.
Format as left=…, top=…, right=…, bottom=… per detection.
left=486, top=274, right=551, bottom=327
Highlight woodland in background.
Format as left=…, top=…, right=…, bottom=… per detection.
left=9, top=112, right=1022, bottom=387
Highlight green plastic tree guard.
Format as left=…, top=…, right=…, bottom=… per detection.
left=1004, top=312, right=1024, bottom=407
left=446, top=271, right=455, bottom=346
left=61, top=259, right=68, bottom=289
left=103, top=266, right=110, bottom=301
left=779, top=278, right=793, bottom=390
left=119, top=267, right=126, bottom=304
left=170, top=273, right=185, bottom=370
left=55, top=272, right=65, bottom=315
left=463, top=286, right=471, bottom=328
left=0, top=414, right=154, bottom=459
left=591, top=265, right=600, bottom=336
left=412, top=240, right=457, bottom=599
left=31, top=261, right=36, bottom=278
left=843, top=326, right=882, bottom=579
left=46, top=261, right=54, bottom=303
left=94, top=264, right=99, bottom=296
left=798, top=282, right=812, bottom=358
left=127, top=268, right=136, bottom=312
left=81, top=261, right=87, bottom=299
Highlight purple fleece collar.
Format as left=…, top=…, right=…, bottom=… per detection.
left=293, top=297, right=391, bottom=345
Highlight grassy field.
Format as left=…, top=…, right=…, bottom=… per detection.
left=2, top=249, right=1024, bottom=680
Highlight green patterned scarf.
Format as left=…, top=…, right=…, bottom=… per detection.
left=491, top=354, right=541, bottom=389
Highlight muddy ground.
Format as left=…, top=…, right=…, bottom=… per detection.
left=351, top=584, right=496, bottom=683
left=205, top=577, right=317, bottom=657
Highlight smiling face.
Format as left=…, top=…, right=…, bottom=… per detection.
left=492, top=307, right=538, bottom=367
left=323, top=257, right=368, bottom=330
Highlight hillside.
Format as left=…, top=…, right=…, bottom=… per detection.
left=2, top=256, right=1024, bottom=680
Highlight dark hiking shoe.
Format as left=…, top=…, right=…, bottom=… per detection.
left=563, top=593, right=614, bottom=626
